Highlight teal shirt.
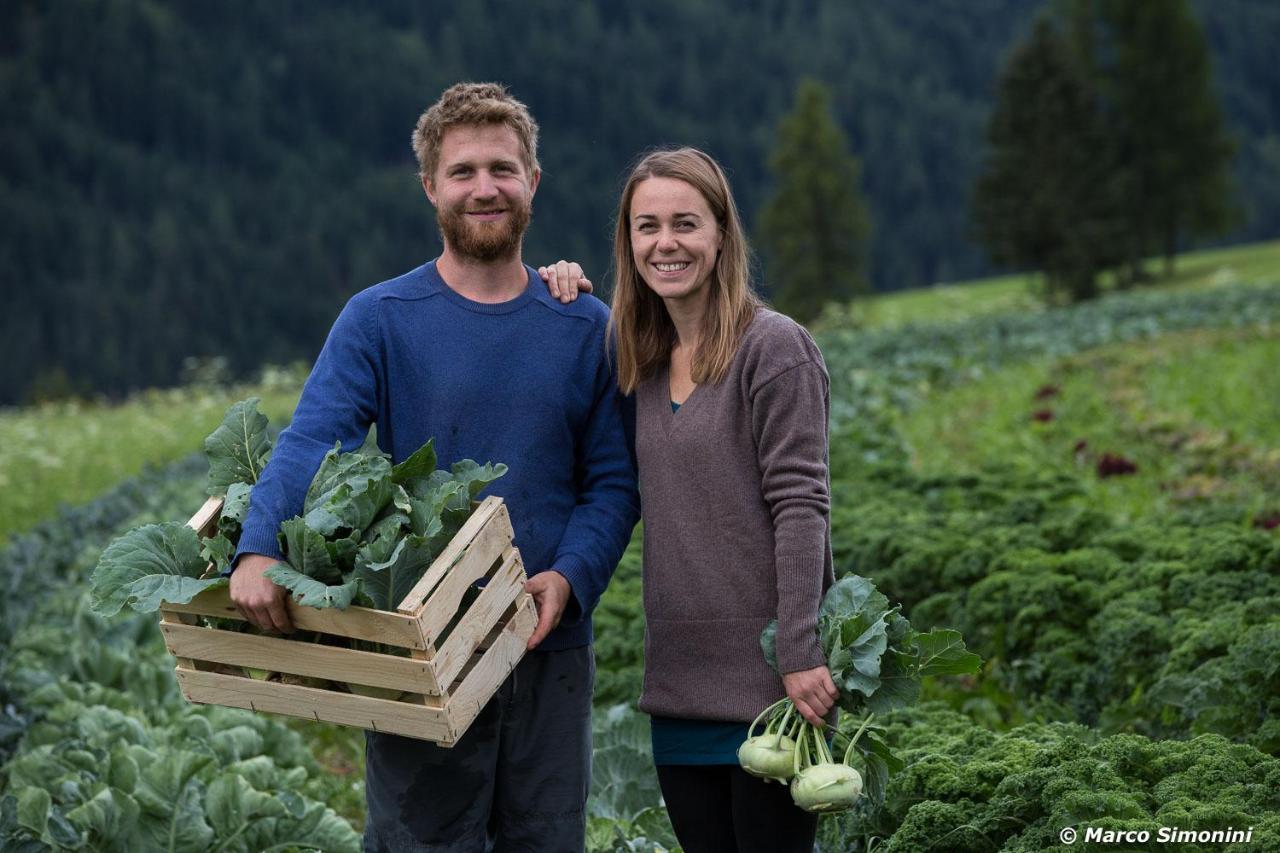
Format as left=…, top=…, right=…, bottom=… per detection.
left=651, top=715, right=748, bottom=766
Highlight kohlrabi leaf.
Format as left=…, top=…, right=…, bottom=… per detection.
left=864, top=649, right=923, bottom=715
left=204, top=398, right=272, bottom=495
left=760, top=620, right=779, bottom=672
left=850, top=727, right=901, bottom=806
left=828, top=612, right=888, bottom=699
left=840, top=613, right=890, bottom=677
left=91, top=524, right=226, bottom=617
left=820, top=575, right=891, bottom=623
left=772, top=574, right=983, bottom=719
left=913, top=628, right=983, bottom=677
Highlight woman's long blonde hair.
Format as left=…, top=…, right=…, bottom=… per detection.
left=610, top=147, right=762, bottom=394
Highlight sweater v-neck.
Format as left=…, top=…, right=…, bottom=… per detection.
left=660, top=360, right=702, bottom=431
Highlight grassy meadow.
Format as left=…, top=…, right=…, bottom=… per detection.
left=0, top=382, right=301, bottom=546
left=861, top=237, right=1280, bottom=328
left=897, top=323, right=1280, bottom=523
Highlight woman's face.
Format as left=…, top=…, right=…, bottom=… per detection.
left=629, top=176, right=723, bottom=306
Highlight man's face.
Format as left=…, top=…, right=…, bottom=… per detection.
left=423, top=124, right=540, bottom=263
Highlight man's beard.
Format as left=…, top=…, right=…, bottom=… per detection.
left=437, top=199, right=532, bottom=263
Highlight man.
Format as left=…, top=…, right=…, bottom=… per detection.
left=230, top=82, right=639, bottom=851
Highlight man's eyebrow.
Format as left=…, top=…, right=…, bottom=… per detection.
left=445, top=157, right=519, bottom=171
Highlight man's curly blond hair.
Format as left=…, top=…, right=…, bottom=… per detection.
left=412, top=82, right=540, bottom=182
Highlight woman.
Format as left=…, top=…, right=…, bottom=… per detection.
left=551, top=148, right=837, bottom=852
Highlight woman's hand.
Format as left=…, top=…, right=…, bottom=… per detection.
left=783, top=665, right=839, bottom=727
left=538, top=260, right=592, bottom=303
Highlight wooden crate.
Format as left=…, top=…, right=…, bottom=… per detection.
left=158, top=494, right=537, bottom=746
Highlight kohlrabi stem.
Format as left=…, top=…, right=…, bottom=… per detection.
left=747, top=697, right=790, bottom=738
left=842, top=713, right=875, bottom=765
left=773, top=702, right=796, bottom=749
left=816, top=725, right=835, bottom=765
left=793, top=722, right=807, bottom=779
left=784, top=708, right=802, bottom=741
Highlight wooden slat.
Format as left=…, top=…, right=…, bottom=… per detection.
left=186, top=496, right=224, bottom=537
left=397, top=496, right=505, bottom=614
left=433, top=547, right=526, bottom=689
left=175, top=668, right=456, bottom=742
left=417, top=508, right=514, bottom=642
left=160, top=622, right=441, bottom=694
left=160, top=586, right=428, bottom=650
left=446, top=596, right=536, bottom=737
left=160, top=610, right=200, bottom=669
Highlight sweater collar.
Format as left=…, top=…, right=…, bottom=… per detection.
left=422, top=259, right=538, bottom=315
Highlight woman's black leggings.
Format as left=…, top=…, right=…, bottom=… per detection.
left=656, top=764, right=819, bottom=853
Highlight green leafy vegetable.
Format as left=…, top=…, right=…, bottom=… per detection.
left=90, top=523, right=226, bottom=617
left=203, top=398, right=272, bottom=496
left=748, top=574, right=981, bottom=812
left=302, top=446, right=394, bottom=537
left=90, top=399, right=507, bottom=620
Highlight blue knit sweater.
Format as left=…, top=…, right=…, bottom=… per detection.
left=234, top=260, right=640, bottom=650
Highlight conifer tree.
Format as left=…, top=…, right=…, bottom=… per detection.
left=1076, top=0, right=1236, bottom=281
left=756, top=79, right=871, bottom=322
left=971, top=18, right=1123, bottom=302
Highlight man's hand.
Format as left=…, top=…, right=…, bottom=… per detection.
left=229, top=554, right=294, bottom=634
left=783, top=665, right=839, bottom=728
left=537, top=260, right=592, bottom=303
left=524, top=570, right=571, bottom=650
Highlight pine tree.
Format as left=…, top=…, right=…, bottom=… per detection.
left=756, top=79, right=871, bottom=323
left=971, top=18, right=1124, bottom=302
left=1076, top=0, right=1236, bottom=281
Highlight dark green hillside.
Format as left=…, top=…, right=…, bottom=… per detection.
left=3, top=0, right=1278, bottom=404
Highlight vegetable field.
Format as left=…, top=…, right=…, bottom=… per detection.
left=3, top=266, right=1280, bottom=850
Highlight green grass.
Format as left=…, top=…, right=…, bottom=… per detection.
left=0, top=383, right=300, bottom=545
left=897, top=324, right=1280, bottom=522
left=857, top=238, right=1280, bottom=329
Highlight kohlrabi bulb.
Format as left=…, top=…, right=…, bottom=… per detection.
left=737, top=734, right=798, bottom=783
left=789, top=763, right=863, bottom=813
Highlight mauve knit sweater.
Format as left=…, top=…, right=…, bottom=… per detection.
left=636, top=308, right=835, bottom=723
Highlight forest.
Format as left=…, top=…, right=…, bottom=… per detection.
left=2, top=0, right=1278, bottom=404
